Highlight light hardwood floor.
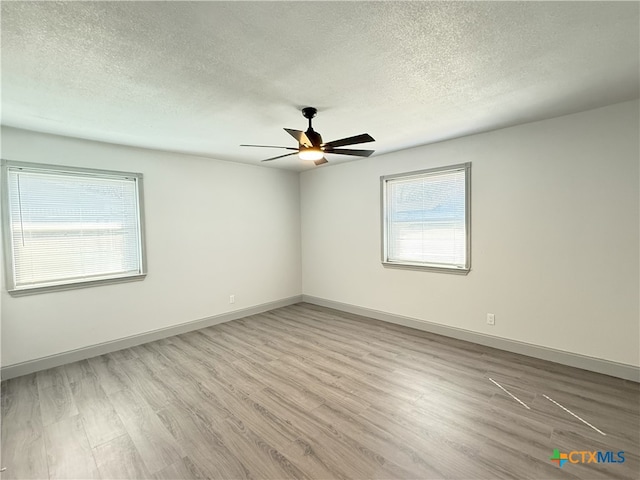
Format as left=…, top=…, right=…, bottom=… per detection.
left=2, top=303, right=639, bottom=479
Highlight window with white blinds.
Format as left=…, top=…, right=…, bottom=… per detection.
left=2, top=161, right=146, bottom=294
left=381, top=163, right=470, bottom=273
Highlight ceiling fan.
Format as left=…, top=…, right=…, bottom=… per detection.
left=241, top=107, right=375, bottom=166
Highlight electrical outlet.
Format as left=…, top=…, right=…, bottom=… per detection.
left=229, top=294, right=235, bottom=304
left=487, top=313, right=495, bottom=325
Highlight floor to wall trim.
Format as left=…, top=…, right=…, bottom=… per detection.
left=302, top=295, right=640, bottom=383
left=1, top=295, right=303, bottom=380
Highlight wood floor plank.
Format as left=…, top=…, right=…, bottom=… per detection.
left=308, top=402, right=447, bottom=478
left=232, top=356, right=326, bottom=411
left=155, top=400, right=251, bottom=479
left=37, top=368, right=79, bottom=427
left=38, top=385, right=79, bottom=428
left=108, top=348, right=139, bottom=363
left=148, top=341, right=292, bottom=453
left=222, top=415, right=310, bottom=480
left=159, top=343, right=301, bottom=449
left=35, top=367, right=68, bottom=391
left=129, top=343, right=173, bottom=372
left=268, top=355, right=370, bottom=417
left=92, top=433, right=152, bottom=479
left=116, top=358, right=172, bottom=412
left=168, top=334, right=266, bottom=396
left=67, top=371, right=127, bottom=448
left=409, top=401, right=562, bottom=478
left=152, top=456, right=204, bottom=480
left=2, top=303, right=639, bottom=479
left=210, top=326, right=280, bottom=363
left=64, top=360, right=96, bottom=385
left=253, top=387, right=419, bottom=479
left=107, top=388, right=184, bottom=475
left=43, top=415, right=99, bottom=479
left=529, top=393, right=640, bottom=450
left=359, top=402, right=506, bottom=479
left=196, top=328, right=252, bottom=362
left=87, top=354, right=132, bottom=394
left=1, top=375, right=49, bottom=480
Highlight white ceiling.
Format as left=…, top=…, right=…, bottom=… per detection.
left=2, top=2, right=638, bottom=171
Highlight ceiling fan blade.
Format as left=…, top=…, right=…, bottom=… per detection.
left=240, top=144, right=297, bottom=150
left=261, top=152, right=299, bottom=162
left=284, top=128, right=312, bottom=147
left=314, top=158, right=329, bottom=166
left=323, top=133, right=374, bottom=149
left=325, top=148, right=375, bottom=157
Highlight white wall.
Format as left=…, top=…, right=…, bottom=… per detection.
left=2, top=101, right=638, bottom=370
left=1, top=127, right=302, bottom=367
left=301, top=100, right=640, bottom=367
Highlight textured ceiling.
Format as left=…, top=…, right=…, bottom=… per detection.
left=2, top=1, right=639, bottom=171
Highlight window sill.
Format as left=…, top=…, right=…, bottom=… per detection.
left=7, top=273, right=147, bottom=297
left=382, top=261, right=470, bottom=275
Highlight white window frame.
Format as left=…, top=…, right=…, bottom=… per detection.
left=1, top=160, right=147, bottom=295
left=381, top=163, right=471, bottom=274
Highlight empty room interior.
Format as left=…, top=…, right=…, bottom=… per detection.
left=1, top=2, right=639, bottom=480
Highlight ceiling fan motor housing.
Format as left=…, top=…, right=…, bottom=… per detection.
left=304, top=129, right=323, bottom=148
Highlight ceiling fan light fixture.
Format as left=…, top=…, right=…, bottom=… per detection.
left=241, top=106, right=375, bottom=165
left=298, top=147, right=324, bottom=161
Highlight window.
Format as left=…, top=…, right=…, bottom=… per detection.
left=2, top=161, right=146, bottom=295
left=381, top=163, right=470, bottom=274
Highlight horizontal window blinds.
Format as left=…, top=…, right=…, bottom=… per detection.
left=6, top=167, right=143, bottom=290
left=386, top=168, right=467, bottom=267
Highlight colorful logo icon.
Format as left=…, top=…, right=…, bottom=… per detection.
left=550, top=449, right=568, bottom=468
left=550, top=449, right=625, bottom=468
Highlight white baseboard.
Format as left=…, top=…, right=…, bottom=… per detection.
left=6, top=294, right=637, bottom=383
left=1, top=295, right=302, bottom=380
left=302, top=295, right=640, bottom=383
